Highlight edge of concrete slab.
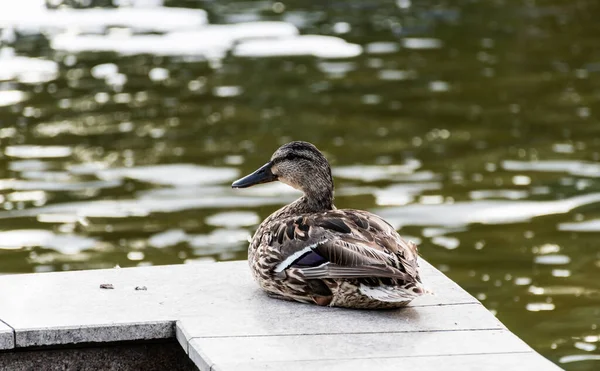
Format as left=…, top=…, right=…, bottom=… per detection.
left=14, top=321, right=175, bottom=348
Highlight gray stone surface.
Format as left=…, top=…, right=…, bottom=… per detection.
left=209, top=353, right=562, bottom=371
left=0, top=260, right=473, bottom=348
left=188, top=330, right=530, bottom=366
left=0, top=262, right=247, bottom=347
left=178, top=302, right=502, bottom=339
left=0, top=321, right=14, bottom=350
left=0, top=260, right=560, bottom=370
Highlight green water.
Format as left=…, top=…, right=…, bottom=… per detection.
left=1, top=0, right=600, bottom=368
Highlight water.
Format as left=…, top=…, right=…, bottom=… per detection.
left=1, top=0, right=600, bottom=368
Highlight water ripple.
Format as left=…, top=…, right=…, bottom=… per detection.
left=503, top=160, right=600, bottom=178
left=52, top=21, right=297, bottom=57
left=5, top=146, right=72, bottom=159
left=1, top=1, right=207, bottom=33
left=96, top=164, right=239, bottom=187
left=0, top=230, right=96, bottom=254
left=376, top=193, right=600, bottom=228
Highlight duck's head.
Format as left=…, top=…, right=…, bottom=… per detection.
left=232, top=141, right=334, bottom=207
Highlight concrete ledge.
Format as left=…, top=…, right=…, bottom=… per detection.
left=0, top=260, right=562, bottom=370
left=15, top=321, right=174, bottom=348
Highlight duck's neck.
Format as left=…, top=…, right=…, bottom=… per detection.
left=276, top=188, right=334, bottom=218
left=302, top=191, right=334, bottom=213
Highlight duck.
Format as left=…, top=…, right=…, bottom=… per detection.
left=232, top=141, right=425, bottom=309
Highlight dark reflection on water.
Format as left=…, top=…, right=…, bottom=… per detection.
left=1, top=0, right=600, bottom=368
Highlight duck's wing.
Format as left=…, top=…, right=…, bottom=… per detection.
left=269, top=210, right=420, bottom=284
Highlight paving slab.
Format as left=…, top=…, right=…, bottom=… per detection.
left=188, top=329, right=530, bottom=366
left=177, top=302, right=502, bottom=340
left=409, top=259, right=479, bottom=306
left=0, top=262, right=246, bottom=347
left=209, top=353, right=562, bottom=371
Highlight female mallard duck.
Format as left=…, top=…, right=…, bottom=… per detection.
left=232, top=141, right=425, bottom=309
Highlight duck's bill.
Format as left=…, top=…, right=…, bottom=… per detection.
left=232, top=161, right=277, bottom=188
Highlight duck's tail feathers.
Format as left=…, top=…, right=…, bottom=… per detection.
left=358, top=283, right=428, bottom=303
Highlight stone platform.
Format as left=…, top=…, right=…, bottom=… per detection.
left=0, top=260, right=562, bottom=370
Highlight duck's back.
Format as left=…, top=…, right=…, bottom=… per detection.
left=249, top=207, right=425, bottom=308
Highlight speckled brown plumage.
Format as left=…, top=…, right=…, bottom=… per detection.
left=233, top=141, right=426, bottom=309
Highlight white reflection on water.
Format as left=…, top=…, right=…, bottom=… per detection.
left=377, top=69, right=417, bottom=81
left=333, top=160, right=424, bottom=182
left=148, top=67, right=169, bottom=82
left=374, top=183, right=441, bottom=206
left=0, top=90, right=27, bottom=106
left=213, top=86, right=243, bottom=98
left=127, top=251, right=144, bottom=261
left=5, top=145, right=72, bottom=159
left=148, top=229, right=188, bottom=248
left=0, top=179, right=121, bottom=192
left=552, top=269, right=570, bottom=278
left=534, top=255, right=571, bottom=265
left=91, top=63, right=118, bottom=80
left=422, top=227, right=467, bottom=237
left=150, top=228, right=250, bottom=255
left=376, top=193, right=600, bottom=228
left=37, top=214, right=82, bottom=224
left=233, top=35, right=362, bottom=59
left=558, top=219, right=600, bottom=232
left=401, top=38, right=443, bottom=49
left=429, top=81, right=450, bottom=92
left=431, top=236, right=460, bottom=250
left=0, top=193, right=292, bottom=219
left=205, top=211, right=260, bottom=228
left=52, top=22, right=299, bottom=58
left=366, top=42, right=399, bottom=54
left=469, top=189, right=529, bottom=200
left=20, top=171, right=71, bottom=182
left=0, top=230, right=96, bottom=254
left=0, top=1, right=207, bottom=34
left=317, top=61, right=357, bottom=77
left=96, top=164, right=239, bottom=187
left=529, top=285, right=592, bottom=296
left=9, top=160, right=50, bottom=172
left=515, top=277, right=532, bottom=286
left=0, top=127, right=17, bottom=138
left=0, top=53, right=58, bottom=84
left=574, top=342, right=597, bottom=352
left=6, top=190, right=46, bottom=203
left=189, top=229, right=250, bottom=249
left=526, top=303, right=555, bottom=312
left=534, top=243, right=560, bottom=254
left=560, top=355, right=600, bottom=364
left=503, top=159, right=600, bottom=178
